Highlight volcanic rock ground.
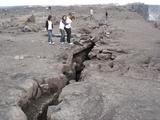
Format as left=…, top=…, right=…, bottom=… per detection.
left=0, top=5, right=160, bottom=120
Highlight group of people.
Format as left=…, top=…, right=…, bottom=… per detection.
left=45, top=13, right=75, bottom=45
left=45, top=10, right=108, bottom=45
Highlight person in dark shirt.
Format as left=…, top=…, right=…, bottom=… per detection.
left=45, top=15, right=54, bottom=44
left=106, top=11, right=108, bottom=20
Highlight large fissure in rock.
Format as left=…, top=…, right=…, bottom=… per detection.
left=22, top=93, right=58, bottom=120
left=73, top=42, right=95, bottom=81
left=21, top=41, right=95, bottom=120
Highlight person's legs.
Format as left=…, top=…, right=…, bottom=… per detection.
left=48, top=30, right=53, bottom=43
left=64, top=28, right=70, bottom=43
left=48, top=30, right=51, bottom=43
left=60, top=29, right=65, bottom=43
left=60, top=29, right=63, bottom=42
left=50, top=30, right=53, bottom=43
left=66, top=28, right=71, bottom=43
left=90, top=15, right=94, bottom=20
left=62, top=30, right=65, bottom=42
left=106, top=16, right=108, bottom=21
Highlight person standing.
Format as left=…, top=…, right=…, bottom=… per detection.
left=90, top=8, right=94, bottom=20
left=59, top=15, right=67, bottom=44
left=46, top=15, right=54, bottom=44
left=64, top=14, right=73, bottom=44
left=106, top=10, right=108, bottom=20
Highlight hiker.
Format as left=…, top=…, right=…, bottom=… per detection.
left=106, top=10, right=108, bottom=20
left=45, top=15, right=54, bottom=44
left=59, top=15, right=67, bottom=44
left=90, top=8, right=94, bottom=20
left=64, top=14, right=75, bottom=44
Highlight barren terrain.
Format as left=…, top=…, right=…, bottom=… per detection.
left=0, top=4, right=160, bottom=120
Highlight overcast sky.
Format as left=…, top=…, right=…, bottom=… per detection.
left=0, top=0, right=160, bottom=6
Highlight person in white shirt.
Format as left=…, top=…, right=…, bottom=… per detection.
left=64, top=14, right=75, bottom=44
left=45, top=15, right=54, bottom=44
left=59, top=15, right=67, bottom=44
left=90, top=9, right=94, bottom=20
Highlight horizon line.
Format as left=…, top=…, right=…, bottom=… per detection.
left=0, top=2, right=160, bottom=8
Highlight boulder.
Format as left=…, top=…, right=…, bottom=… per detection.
left=22, top=24, right=41, bottom=32
left=0, top=106, right=27, bottom=120
left=22, top=25, right=32, bottom=32
left=26, top=15, right=36, bottom=23
left=49, top=82, right=104, bottom=120
left=97, top=53, right=112, bottom=60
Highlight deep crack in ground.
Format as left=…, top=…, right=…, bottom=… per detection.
left=22, top=40, right=95, bottom=120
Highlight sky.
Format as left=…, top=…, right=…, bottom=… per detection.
left=0, top=0, right=160, bottom=6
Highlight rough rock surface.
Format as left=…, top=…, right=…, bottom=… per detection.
left=26, top=15, right=36, bottom=23
left=48, top=5, right=160, bottom=120
left=0, top=106, right=27, bottom=120
left=22, top=23, right=41, bottom=32
left=49, top=82, right=104, bottom=120
left=0, top=31, right=73, bottom=119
